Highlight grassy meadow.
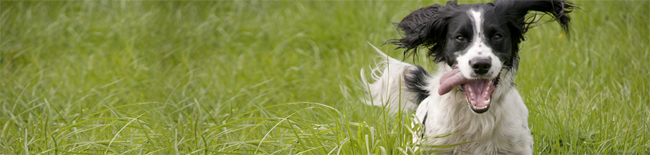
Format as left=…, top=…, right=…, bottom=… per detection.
left=1, top=0, right=648, bottom=154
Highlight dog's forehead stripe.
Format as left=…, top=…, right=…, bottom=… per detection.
left=468, top=9, right=483, bottom=40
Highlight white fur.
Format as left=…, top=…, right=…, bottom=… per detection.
left=361, top=43, right=422, bottom=112
left=362, top=44, right=533, bottom=154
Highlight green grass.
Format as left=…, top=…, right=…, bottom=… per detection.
left=1, top=0, right=648, bottom=154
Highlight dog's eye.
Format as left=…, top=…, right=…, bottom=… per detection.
left=455, top=36, right=465, bottom=42
left=492, top=34, right=502, bottom=40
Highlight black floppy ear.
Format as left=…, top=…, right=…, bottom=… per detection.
left=495, top=0, right=575, bottom=35
left=389, top=1, right=457, bottom=62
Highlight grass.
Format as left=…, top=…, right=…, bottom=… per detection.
left=0, top=0, right=648, bottom=154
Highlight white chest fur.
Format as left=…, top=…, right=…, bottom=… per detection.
left=414, top=82, right=533, bottom=154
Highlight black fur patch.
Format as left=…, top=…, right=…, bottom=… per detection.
left=405, top=65, right=431, bottom=104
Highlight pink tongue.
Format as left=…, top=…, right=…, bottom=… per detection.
left=438, top=69, right=469, bottom=95
left=438, top=68, right=496, bottom=109
left=462, top=79, right=494, bottom=108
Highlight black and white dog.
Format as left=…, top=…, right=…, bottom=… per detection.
left=362, top=0, right=573, bottom=154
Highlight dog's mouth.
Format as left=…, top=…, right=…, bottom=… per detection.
left=438, top=68, right=498, bottom=113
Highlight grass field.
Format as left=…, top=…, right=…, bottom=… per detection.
left=1, top=0, right=648, bottom=154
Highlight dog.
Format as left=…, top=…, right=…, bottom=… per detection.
left=362, top=0, right=574, bottom=154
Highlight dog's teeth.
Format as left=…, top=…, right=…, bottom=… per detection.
left=484, top=100, right=489, bottom=105
left=471, top=101, right=477, bottom=106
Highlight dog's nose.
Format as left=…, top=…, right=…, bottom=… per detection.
left=470, top=57, right=491, bottom=75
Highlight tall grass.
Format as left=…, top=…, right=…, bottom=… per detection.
left=1, top=0, right=648, bottom=154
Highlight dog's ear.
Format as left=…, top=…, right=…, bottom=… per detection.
left=495, top=0, right=575, bottom=36
left=494, top=0, right=574, bottom=74
left=388, top=2, right=457, bottom=62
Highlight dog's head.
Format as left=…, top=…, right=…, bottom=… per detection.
left=390, top=0, right=573, bottom=113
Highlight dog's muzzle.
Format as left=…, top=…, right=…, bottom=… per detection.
left=438, top=68, right=498, bottom=113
